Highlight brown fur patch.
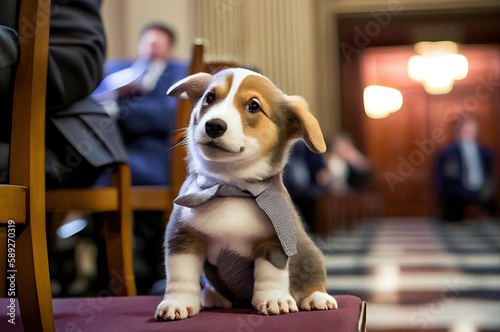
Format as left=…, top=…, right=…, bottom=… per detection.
left=285, top=96, right=326, bottom=153
left=213, top=74, right=234, bottom=102
left=302, top=284, right=327, bottom=295
left=253, top=237, right=288, bottom=269
left=199, top=74, right=234, bottom=118
left=233, top=75, right=286, bottom=163
left=167, top=224, right=207, bottom=255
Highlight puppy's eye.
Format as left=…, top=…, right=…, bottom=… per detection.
left=247, top=99, right=261, bottom=113
left=203, top=92, right=215, bottom=106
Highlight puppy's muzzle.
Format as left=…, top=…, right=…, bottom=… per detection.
left=205, top=118, right=227, bottom=138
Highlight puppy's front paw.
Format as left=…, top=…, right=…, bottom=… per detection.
left=252, top=292, right=299, bottom=315
left=301, top=291, right=338, bottom=310
left=155, top=296, right=201, bottom=321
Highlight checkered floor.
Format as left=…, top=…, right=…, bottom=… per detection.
left=315, top=218, right=500, bottom=332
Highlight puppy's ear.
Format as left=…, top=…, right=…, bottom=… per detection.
left=285, top=95, right=327, bottom=154
left=167, top=72, right=212, bottom=102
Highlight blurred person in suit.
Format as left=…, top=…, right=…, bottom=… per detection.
left=94, top=23, right=187, bottom=187
left=283, top=141, right=332, bottom=233
left=434, top=115, right=497, bottom=222
left=324, top=133, right=372, bottom=192
left=93, top=23, right=188, bottom=294
left=1, top=0, right=127, bottom=188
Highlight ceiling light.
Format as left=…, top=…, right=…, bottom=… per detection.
left=363, top=85, right=403, bottom=119
left=407, top=41, right=468, bottom=95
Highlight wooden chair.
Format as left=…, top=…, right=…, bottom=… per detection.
left=0, top=0, right=136, bottom=299
left=0, top=0, right=55, bottom=330
left=1, top=0, right=134, bottom=322
left=315, top=191, right=367, bottom=237
left=46, top=163, right=135, bottom=297
left=315, top=184, right=383, bottom=237
left=45, top=39, right=205, bottom=300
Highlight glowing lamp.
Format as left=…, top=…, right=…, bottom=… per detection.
left=407, top=41, right=468, bottom=95
left=363, top=85, right=403, bottom=119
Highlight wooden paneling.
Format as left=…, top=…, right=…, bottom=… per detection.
left=346, top=45, right=500, bottom=216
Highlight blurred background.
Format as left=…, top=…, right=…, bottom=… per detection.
left=55, top=1, right=500, bottom=331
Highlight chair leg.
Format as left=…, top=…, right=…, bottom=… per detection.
left=104, top=164, right=136, bottom=296
left=17, top=225, right=55, bottom=331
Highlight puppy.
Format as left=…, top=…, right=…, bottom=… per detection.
left=155, top=67, right=337, bottom=321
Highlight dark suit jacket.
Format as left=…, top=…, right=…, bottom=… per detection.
left=284, top=141, right=329, bottom=197
left=434, top=140, right=494, bottom=201
left=96, top=59, right=188, bottom=185
left=0, top=0, right=127, bottom=187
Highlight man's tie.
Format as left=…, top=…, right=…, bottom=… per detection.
left=174, top=174, right=298, bottom=257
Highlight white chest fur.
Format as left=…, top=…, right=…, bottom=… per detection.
left=179, top=197, right=275, bottom=264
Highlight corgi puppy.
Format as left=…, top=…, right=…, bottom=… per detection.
left=155, top=67, right=337, bottom=321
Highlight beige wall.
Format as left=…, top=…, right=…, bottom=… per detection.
left=101, top=0, right=194, bottom=60
left=192, top=0, right=318, bottom=119
left=101, top=0, right=499, bottom=136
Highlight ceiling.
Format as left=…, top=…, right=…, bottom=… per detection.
left=338, top=8, right=500, bottom=47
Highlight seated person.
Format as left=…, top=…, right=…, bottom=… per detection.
left=0, top=0, right=126, bottom=188
left=94, top=22, right=188, bottom=186
left=284, top=141, right=332, bottom=232
left=434, top=116, right=497, bottom=222
left=324, top=133, right=371, bottom=192
left=93, top=23, right=188, bottom=294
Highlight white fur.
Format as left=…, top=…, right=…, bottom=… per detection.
left=252, top=257, right=298, bottom=315
left=301, top=291, right=338, bottom=311
left=194, top=95, right=246, bottom=157
left=155, top=254, right=203, bottom=320
left=180, top=197, right=274, bottom=263
left=193, top=69, right=251, bottom=159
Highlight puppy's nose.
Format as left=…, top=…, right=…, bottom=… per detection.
left=205, top=119, right=227, bottom=138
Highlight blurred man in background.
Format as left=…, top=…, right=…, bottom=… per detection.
left=435, top=115, right=497, bottom=222
left=93, top=23, right=187, bottom=294
left=95, top=23, right=187, bottom=186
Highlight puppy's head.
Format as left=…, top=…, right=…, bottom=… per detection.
left=168, top=68, right=326, bottom=182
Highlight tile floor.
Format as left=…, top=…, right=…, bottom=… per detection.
left=315, top=218, right=500, bottom=332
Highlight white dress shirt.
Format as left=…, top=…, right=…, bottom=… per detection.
left=141, top=60, right=167, bottom=92
left=460, top=139, right=484, bottom=191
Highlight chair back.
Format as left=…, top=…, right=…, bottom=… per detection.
left=170, top=40, right=204, bottom=198
left=0, top=0, right=55, bottom=330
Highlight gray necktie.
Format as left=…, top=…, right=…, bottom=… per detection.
left=174, top=174, right=297, bottom=256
